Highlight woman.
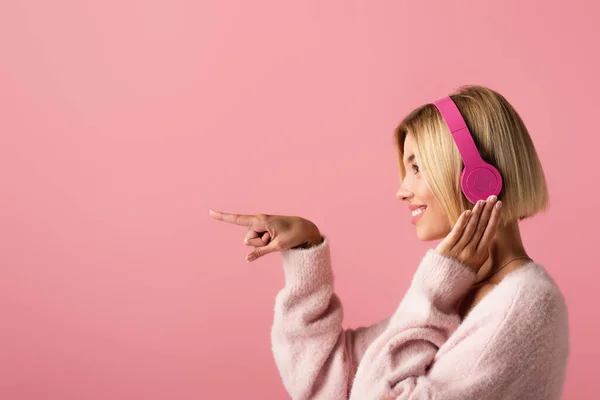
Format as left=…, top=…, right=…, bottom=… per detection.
left=209, top=85, right=569, bottom=399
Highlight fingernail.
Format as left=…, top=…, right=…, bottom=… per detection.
left=496, top=201, right=502, bottom=209
left=489, top=195, right=497, bottom=202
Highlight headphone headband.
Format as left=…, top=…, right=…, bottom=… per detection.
left=432, top=96, right=503, bottom=204
left=433, top=97, right=483, bottom=168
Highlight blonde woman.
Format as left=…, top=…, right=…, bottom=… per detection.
left=210, top=85, right=569, bottom=399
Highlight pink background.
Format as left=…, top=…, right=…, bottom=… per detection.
left=1, top=1, right=598, bottom=399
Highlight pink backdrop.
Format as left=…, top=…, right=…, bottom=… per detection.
left=1, top=1, right=598, bottom=399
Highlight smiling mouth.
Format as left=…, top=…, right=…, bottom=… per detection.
left=411, top=206, right=427, bottom=217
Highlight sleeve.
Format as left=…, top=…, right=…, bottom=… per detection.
left=270, top=235, right=392, bottom=400
left=347, top=249, right=477, bottom=399
left=349, top=256, right=569, bottom=400
left=272, top=235, right=568, bottom=400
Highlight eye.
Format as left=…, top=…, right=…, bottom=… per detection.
left=411, top=164, right=420, bottom=175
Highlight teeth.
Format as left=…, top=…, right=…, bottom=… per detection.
left=412, top=207, right=426, bottom=216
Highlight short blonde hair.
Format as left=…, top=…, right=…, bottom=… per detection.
left=393, top=85, right=549, bottom=227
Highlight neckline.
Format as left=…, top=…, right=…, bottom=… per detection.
left=459, top=260, right=538, bottom=321
left=472, top=259, right=537, bottom=288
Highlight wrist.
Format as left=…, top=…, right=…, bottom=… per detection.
left=416, top=250, right=476, bottom=311
left=292, top=235, right=324, bottom=249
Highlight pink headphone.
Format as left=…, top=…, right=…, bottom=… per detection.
left=432, top=96, right=502, bottom=204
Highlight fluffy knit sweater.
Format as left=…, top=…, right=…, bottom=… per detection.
left=271, top=235, right=569, bottom=399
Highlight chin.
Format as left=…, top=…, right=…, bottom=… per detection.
left=416, top=224, right=448, bottom=242
left=416, top=230, right=435, bottom=241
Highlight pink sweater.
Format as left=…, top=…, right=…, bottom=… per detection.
left=271, top=235, right=569, bottom=399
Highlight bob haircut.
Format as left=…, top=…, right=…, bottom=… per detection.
left=394, top=85, right=549, bottom=227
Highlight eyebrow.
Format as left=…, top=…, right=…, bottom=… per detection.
left=404, top=154, right=416, bottom=164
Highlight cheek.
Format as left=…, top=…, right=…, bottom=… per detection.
left=412, top=173, right=434, bottom=199
left=415, top=183, right=436, bottom=205
left=419, top=190, right=452, bottom=238
left=418, top=208, right=452, bottom=241
left=431, top=204, right=453, bottom=235
left=413, top=178, right=451, bottom=236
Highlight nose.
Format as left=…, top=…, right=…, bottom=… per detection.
left=396, top=184, right=413, bottom=202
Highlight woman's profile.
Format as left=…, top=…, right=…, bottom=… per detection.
left=210, top=85, right=569, bottom=399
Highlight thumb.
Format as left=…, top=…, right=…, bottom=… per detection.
left=245, top=241, right=279, bottom=263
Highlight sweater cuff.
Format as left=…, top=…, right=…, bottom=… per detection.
left=411, top=249, right=477, bottom=313
left=279, top=235, right=333, bottom=293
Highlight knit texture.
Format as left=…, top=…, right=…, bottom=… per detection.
left=271, top=235, right=569, bottom=399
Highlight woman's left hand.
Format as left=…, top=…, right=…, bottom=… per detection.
left=435, top=195, right=502, bottom=273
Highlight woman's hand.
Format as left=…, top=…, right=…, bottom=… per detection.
left=434, top=195, right=502, bottom=273
left=209, top=209, right=323, bottom=263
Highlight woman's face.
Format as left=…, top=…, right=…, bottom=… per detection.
left=396, top=133, right=452, bottom=241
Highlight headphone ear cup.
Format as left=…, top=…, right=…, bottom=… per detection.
left=461, top=164, right=503, bottom=204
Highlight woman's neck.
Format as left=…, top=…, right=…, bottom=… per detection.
left=476, top=220, right=530, bottom=284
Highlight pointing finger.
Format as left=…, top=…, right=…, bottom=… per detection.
left=209, top=209, right=256, bottom=227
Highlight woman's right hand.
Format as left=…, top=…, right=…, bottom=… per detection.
left=209, top=209, right=324, bottom=263
left=434, top=195, right=502, bottom=273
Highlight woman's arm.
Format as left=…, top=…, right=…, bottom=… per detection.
left=349, top=259, right=568, bottom=399
left=271, top=199, right=558, bottom=399
left=271, top=239, right=481, bottom=399
left=347, top=249, right=476, bottom=399
left=271, top=235, right=392, bottom=400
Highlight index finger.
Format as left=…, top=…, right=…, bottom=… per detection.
left=209, top=209, right=256, bottom=226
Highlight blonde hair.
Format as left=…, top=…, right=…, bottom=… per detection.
left=393, top=85, right=549, bottom=227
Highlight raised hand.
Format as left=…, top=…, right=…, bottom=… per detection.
left=209, top=209, right=323, bottom=262
left=434, top=195, right=502, bottom=273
